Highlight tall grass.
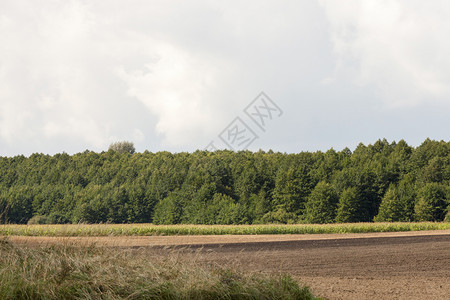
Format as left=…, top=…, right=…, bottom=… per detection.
left=0, top=238, right=318, bottom=300
left=0, top=222, right=449, bottom=237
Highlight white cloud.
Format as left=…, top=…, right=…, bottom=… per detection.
left=0, top=0, right=248, bottom=153
left=116, top=40, right=232, bottom=147
left=0, top=1, right=104, bottom=150
left=1, top=0, right=448, bottom=155
left=132, top=128, right=145, bottom=143
left=0, top=1, right=158, bottom=154
left=320, top=0, right=450, bottom=107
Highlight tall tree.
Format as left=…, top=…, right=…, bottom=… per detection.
left=414, top=183, right=448, bottom=221
left=335, top=187, right=361, bottom=223
left=109, top=141, right=136, bottom=154
left=304, top=181, right=338, bottom=224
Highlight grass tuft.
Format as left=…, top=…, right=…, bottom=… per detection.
left=0, top=238, right=319, bottom=300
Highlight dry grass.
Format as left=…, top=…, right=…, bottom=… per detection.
left=6, top=229, right=450, bottom=249
left=0, top=237, right=319, bottom=300
left=0, top=222, right=449, bottom=237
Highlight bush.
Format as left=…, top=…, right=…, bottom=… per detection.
left=260, top=208, right=298, bottom=224
left=27, top=215, right=48, bottom=225
left=47, top=212, right=69, bottom=224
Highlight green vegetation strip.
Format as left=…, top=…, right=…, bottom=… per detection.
left=0, top=239, right=319, bottom=300
left=0, top=222, right=449, bottom=237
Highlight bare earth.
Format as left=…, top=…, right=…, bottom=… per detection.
left=6, top=230, right=450, bottom=300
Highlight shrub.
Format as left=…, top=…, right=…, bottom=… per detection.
left=47, top=212, right=69, bottom=224
left=27, top=215, right=48, bottom=225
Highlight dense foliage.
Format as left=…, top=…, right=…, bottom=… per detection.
left=0, top=139, right=449, bottom=224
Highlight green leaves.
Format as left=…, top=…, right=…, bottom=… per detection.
left=304, top=182, right=338, bottom=224
left=0, top=139, right=449, bottom=225
left=414, top=183, right=448, bottom=221
left=108, top=141, right=136, bottom=154
left=336, top=187, right=361, bottom=223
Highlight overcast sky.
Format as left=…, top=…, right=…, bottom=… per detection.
left=1, top=0, right=449, bottom=156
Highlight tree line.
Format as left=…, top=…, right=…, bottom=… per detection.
left=0, top=138, right=449, bottom=224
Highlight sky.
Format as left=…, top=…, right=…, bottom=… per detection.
left=1, top=0, right=449, bottom=156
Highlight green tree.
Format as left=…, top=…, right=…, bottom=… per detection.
left=335, top=187, right=361, bottom=223
left=393, top=174, right=416, bottom=221
left=249, top=189, right=271, bottom=223
left=204, top=193, right=243, bottom=224
left=152, top=192, right=182, bottom=224
left=414, top=183, right=448, bottom=221
left=304, top=181, right=338, bottom=224
left=374, top=185, right=404, bottom=222
left=4, top=186, right=35, bottom=224
left=420, top=156, right=444, bottom=183
left=272, top=166, right=313, bottom=215
left=108, top=141, right=136, bottom=154
left=0, top=138, right=448, bottom=225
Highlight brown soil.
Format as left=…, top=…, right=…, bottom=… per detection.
left=5, top=230, right=450, bottom=300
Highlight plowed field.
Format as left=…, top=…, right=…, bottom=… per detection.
left=7, top=230, right=450, bottom=299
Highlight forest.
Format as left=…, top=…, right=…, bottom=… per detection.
left=0, top=138, right=449, bottom=225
